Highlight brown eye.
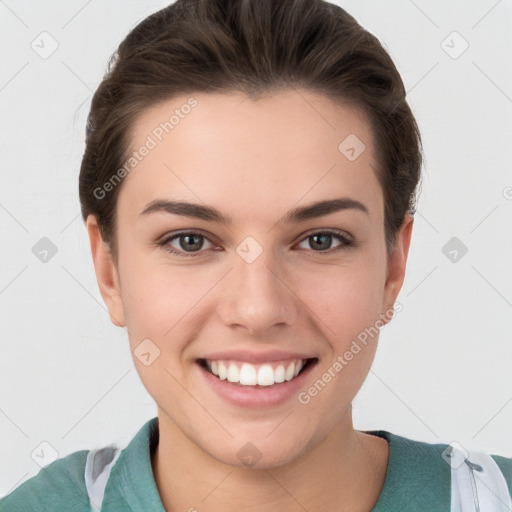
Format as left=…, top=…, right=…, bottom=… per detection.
left=175, top=233, right=205, bottom=252
left=159, top=232, right=215, bottom=257
left=158, top=229, right=354, bottom=258
left=297, top=230, right=353, bottom=253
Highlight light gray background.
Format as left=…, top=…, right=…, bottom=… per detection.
left=1, top=0, right=511, bottom=497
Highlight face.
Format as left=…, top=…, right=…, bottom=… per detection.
left=88, top=89, right=412, bottom=468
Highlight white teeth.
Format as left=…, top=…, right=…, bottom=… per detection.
left=227, top=363, right=240, bottom=383
left=274, top=365, right=285, bottom=383
left=257, top=365, right=274, bottom=386
left=204, top=358, right=308, bottom=386
left=239, top=363, right=257, bottom=385
left=218, top=362, right=227, bottom=380
left=285, top=362, right=295, bottom=381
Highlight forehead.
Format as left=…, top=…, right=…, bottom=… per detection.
left=119, top=90, right=383, bottom=225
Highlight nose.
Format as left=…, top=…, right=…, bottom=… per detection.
left=216, top=247, right=299, bottom=336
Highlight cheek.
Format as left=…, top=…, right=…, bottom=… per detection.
left=118, top=247, right=218, bottom=355
left=119, top=243, right=386, bottom=348
left=294, top=260, right=385, bottom=416
left=116, top=241, right=173, bottom=344
left=298, top=257, right=386, bottom=349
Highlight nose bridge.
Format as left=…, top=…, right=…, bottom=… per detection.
left=217, top=239, right=299, bottom=334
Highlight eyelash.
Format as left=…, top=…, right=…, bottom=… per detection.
left=157, top=229, right=355, bottom=258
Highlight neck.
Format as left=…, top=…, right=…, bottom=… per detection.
left=151, top=407, right=389, bottom=512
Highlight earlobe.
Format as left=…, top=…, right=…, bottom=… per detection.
left=382, top=213, right=414, bottom=318
left=86, top=215, right=126, bottom=327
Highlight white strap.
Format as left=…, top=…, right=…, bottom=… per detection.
left=450, top=445, right=512, bottom=512
left=85, top=446, right=121, bottom=511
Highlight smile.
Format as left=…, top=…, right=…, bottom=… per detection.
left=201, top=358, right=315, bottom=387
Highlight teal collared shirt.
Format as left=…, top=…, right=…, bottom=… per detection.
left=1, top=417, right=511, bottom=511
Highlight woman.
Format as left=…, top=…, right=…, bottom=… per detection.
left=2, top=0, right=511, bottom=510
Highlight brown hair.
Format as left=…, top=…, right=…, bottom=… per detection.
left=79, top=0, right=422, bottom=264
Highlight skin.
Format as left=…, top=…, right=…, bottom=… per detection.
left=87, top=89, right=413, bottom=511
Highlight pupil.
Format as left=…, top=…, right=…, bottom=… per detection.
left=181, top=235, right=202, bottom=251
left=311, top=234, right=331, bottom=250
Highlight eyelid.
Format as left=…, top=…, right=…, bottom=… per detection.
left=158, top=228, right=355, bottom=257
left=158, top=229, right=219, bottom=255
left=297, top=227, right=353, bottom=243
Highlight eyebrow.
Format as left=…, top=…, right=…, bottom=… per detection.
left=139, top=197, right=369, bottom=225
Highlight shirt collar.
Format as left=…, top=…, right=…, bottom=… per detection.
left=102, top=417, right=450, bottom=511
left=365, top=429, right=450, bottom=511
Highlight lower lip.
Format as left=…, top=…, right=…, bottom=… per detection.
left=197, top=360, right=317, bottom=408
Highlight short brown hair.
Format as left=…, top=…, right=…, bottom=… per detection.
left=79, top=0, right=423, bottom=263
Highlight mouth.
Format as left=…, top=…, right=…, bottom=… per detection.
left=198, top=357, right=318, bottom=388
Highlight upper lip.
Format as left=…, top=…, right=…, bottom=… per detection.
left=199, top=349, right=316, bottom=364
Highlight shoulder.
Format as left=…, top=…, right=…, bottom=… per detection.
left=367, top=430, right=512, bottom=511
left=491, top=453, right=512, bottom=495
left=0, top=418, right=159, bottom=512
left=384, top=431, right=453, bottom=492
left=0, top=449, right=90, bottom=512
left=384, top=430, right=512, bottom=490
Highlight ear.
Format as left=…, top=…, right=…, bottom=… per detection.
left=86, top=215, right=126, bottom=327
left=381, top=213, right=414, bottom=321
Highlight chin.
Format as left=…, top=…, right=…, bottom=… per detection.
left=203, top=433, right=311, bottom=470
